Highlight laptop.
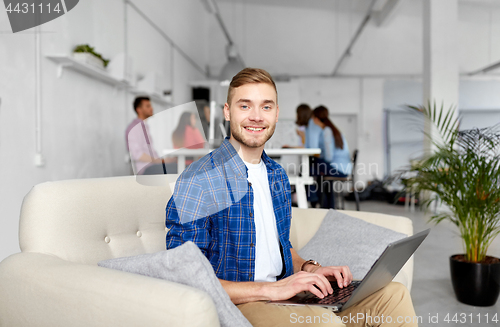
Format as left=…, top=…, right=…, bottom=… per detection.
left=268, top=229, right=430, bottom=312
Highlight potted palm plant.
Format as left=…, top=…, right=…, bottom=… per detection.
left=403, top=103, right=500, bottom=306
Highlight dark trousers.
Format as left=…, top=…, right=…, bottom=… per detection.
left=308, top=157, right=348, bottom=209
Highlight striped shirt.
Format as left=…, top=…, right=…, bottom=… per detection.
left=166, top=137, right=294, bottom=282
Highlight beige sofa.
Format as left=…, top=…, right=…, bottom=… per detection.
left=0, top=175, right=413, bottom=327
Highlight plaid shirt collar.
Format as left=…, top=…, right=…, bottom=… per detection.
left=217, top=137, right=279, bottom=180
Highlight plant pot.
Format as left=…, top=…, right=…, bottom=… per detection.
left=73, top=52, right=105, bottom=70
left=450, top=254, right=500, bottom=306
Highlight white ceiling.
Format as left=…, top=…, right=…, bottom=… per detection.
left=459, top=0, right=500, bottom=5
left=209, top=0, right=500, bottom=76
left=217, top=0, right=500, bottom=11
left=216, top=0, right=375, bottom=13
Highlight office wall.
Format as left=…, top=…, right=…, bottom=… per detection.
left=384, top=77, right=500, bottom=173
left=0, top=0, right=209, bottom=262
left=384, top=78, right=500, bottom=111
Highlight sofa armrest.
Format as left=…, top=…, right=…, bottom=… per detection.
left=0, top=252, right=220, bottom=327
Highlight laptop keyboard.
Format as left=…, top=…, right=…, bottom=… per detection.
left=298, top=281, right=362, bottom=305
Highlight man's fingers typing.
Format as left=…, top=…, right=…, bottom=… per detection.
left=308, top=284, right=325, bottom=299
left=331, top=270, right=345, bottom=288
left=339, top=266, right=353, bottom=286
left=318, top=266, right=353, bottom=288
left=295, top=272, right=332, bottom=296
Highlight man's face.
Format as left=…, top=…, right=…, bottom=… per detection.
left=224, top=83, right=279, bottom=149
left=203, top=105, right=210, bottom=123
left=137, top=100, right=153, bottom=119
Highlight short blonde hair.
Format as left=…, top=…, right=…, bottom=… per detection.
left=226, top=68, right=278, bottom=104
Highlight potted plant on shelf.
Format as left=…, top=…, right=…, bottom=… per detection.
left=72, top=44, right=110, bottom=70
left=403, top=102, right=500, bottom=306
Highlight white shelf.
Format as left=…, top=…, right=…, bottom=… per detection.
left=47, top=55, right=175, bottom=107
left=129, top=88, right=173, bottom=107
left=46, top=55, right=128, bottom=88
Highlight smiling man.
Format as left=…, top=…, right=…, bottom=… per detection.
left=225, top=82, right=277, bottom=152
left=165, top=68, right=417, bottom=327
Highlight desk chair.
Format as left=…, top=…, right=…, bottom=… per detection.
left=320, top=149, right=360, bottom=211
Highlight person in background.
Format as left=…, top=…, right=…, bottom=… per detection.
left=311, top=105, right=352, bottom=208
left=301, top=104, right=324, bottom=207
left=172, top=111, right=206, bottom=166
left=295, top=104, right=312, bottom=146
left=282, top=104, right=312, bottom=148
left=195, top=99, right=211, bottom=140
left=305, top=105, right=323, bottom=149
left=280, top=104, right=312, bottom=205
left=172, top=111, right=206, bottom=149
left=195, top=99, right=226, bottom=147
left=125, top=96, right=172, bottom=175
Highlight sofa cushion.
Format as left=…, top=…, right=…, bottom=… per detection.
left=98, top=241, right=251, bottom=327
left=297, top=209, right=406, bottom=280
left=20, top=175, right=178, bottom=265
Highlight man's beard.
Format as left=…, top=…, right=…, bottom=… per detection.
left=229, top=119, right=276, bottom=148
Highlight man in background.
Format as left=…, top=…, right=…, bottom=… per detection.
left=125, top=96, right=170, bottom=175
left=195, top=99, right=211, bottom=140
left=195, top=99, right=226, bottom=147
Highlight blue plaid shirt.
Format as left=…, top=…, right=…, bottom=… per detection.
left=166, top=138, right=294, bottom=282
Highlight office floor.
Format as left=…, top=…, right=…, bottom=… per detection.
left=339, top=200, right=500, bottom=327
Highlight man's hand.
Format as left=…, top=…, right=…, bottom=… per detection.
left=221, top=247, right=355, bottom=304
left=264, top=271, right=334, bottom=301
left=219, top=265, right=353, bottom=304
left=307, top=265, right=353, bottom=289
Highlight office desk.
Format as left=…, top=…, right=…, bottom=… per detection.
left=162, top=148, right=321, bottom=208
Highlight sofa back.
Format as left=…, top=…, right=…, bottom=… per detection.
left=19, top=175, right=178, bottom=265
left=19, top=174, right=414, bottom=282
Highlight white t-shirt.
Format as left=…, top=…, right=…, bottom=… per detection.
left=244, top=160, right=283, bottom=282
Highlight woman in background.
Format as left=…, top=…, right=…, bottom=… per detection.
left=282, top=103, right=312, bottom=148
left=172, top=111, right=205, bottom=149
left=295, top=104, right=311, bottom=147
left=283, top=104, right=321, bottom=206
left=172, top=111, right=205, bottom=165
left=311, top=105, right=352, bottom=208
left=281, top=104, right=312, bottom=205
